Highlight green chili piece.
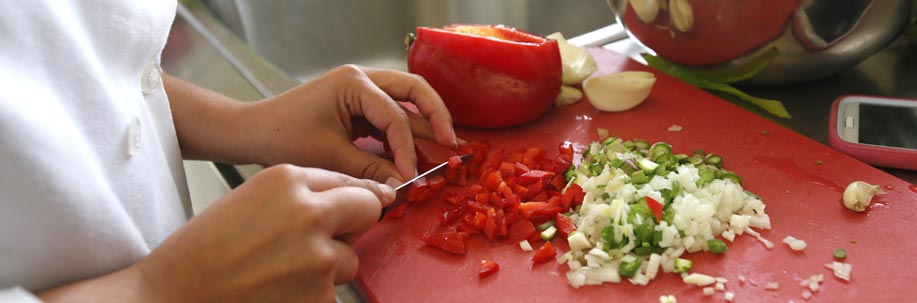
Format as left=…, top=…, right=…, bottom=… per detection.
left=619, top=258, right=643, bottom=278
left=707, top=239, right=728, bottom=254
left=704, top=155, right=724, bottom=168
left=834, top=248, right=847, bottom=260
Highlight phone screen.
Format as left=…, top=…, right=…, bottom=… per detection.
left=858, top=104, right=917, bottom=149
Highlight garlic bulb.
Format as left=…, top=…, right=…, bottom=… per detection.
left=842, top=181, right=885, bottom=212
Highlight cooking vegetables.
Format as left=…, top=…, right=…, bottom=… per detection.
left=407, top=24, right=562, bottom=128
left=842, top=181, right=885, bottom=212
left=582, top=71, right=656, bottom=112
left=560, top=137, right=771, bottom=288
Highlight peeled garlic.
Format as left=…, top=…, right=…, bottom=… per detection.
left=629, top=0, right=660, bottom=23
left=842, top=181, right=885, bottom=212
left=547, top=32, right=597, bottom=85
left=582, top=71, right=656, bottom=112
left=669, top=0, right=694, bottom=32
left=555, top=85, right=583, bottom=106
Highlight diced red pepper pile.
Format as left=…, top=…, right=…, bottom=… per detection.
left=387, top=141, right=585, bottom=260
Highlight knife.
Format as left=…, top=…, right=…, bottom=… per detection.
left=379, top=153, right=473, bottom=220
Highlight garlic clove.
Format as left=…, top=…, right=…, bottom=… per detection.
left=842, top=181, right=886, bottom=212
left=555, top=85, right=583, bottom=107
left=629, top=0, right=661, bottom=23
left=669, top=0, right=694, bottom=32
left=583, top=71, right=656, bottom=112
left=547, top=32, right=598, bottom=85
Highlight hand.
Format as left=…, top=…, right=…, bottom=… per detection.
left=134, top=165, right=395, bottom=302
left=248, top=65, right=458, bottom=184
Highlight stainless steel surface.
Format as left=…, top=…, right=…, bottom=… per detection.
left=206, top=0, right=612, bottom=82
left=607, top=0, right=912, bottom=84
left=163, top=2, right=915, bottom=302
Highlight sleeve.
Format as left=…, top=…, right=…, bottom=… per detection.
left=0, top=287, right=42, bottom=303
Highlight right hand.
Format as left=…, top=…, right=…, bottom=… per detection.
left=135, top=164, right=395, bottom=302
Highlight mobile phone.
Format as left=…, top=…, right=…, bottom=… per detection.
left=828, top=95, right=917, bottom=171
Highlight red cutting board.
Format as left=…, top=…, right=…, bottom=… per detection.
left=353, top=48, right=917, bottom=302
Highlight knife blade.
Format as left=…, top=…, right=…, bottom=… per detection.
left=379, top=153, right=473, bottom=220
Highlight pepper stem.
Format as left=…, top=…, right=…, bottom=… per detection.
left=403, top=32, right=415, bottom=51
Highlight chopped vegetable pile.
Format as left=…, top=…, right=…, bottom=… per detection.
left=559, top=137, right=771, bottom=287
left=391, top=141, right=583, bottom=257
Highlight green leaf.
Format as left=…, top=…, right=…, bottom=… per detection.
left=642, top=53, right=792, bottom=119
left=668, top=47, right=779, bottom=84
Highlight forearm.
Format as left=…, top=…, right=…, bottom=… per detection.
left=163, top=74, right=264, bottom=164
left=36, top=266, right=158, bottom=303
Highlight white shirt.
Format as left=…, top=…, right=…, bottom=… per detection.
left=0, top=0, right=190, bottom=300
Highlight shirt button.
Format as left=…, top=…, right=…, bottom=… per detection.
left=141, top=60, right=162, bottom=95
left=126, top=117, right=141, bottom=157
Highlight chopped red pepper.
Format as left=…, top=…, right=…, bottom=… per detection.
left=479, top=260, right=500, bottom=278
left=505, top=219, right=537, bottom=244
left=645, top=196, right=664, bottom=223
left=532, top=241, right=557, bottom=264
left=408, top=140, right=589, bottom=257
left=422, top=231, right=467, bottom=255
left=554, top=213, right=576, bottom=238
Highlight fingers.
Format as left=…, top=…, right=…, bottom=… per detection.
left=313, top=186, right=386, bottom=238
left=341, top=68, right=418, bottom=180
left=328, top=240, right=359, bottom=284
left=361, top=67, right=458, bottom=148
left=329, top=139, right=407, bottom=189
left=298, top=167, right=395, bottom=206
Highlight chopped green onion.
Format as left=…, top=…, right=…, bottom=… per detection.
left=707, top=239, right=728, bottom=254
left=674, top=258, right=693, bottom=273
left=536, top=220, right=555, bottom=231
left=704, top=155, right=724, bottom=168
left=834, top=248, right=847, bottom=260
left=540, top=226, right=557, bottom=241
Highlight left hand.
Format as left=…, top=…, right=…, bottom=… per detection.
left=246, top=64, right=458, bottom=184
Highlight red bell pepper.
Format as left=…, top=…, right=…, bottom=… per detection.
left=422, top=231, right=467, bottom=255
left=408, top=24, right=562, bottom=128
left=479, top=260, right=500, bottom=278
left=532, top=241, right=557, bottom=264
left=645, top=196, right=664, bottom=223
left=554, top=213, right=576, bottom=238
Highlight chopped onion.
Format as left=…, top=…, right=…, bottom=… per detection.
left=801, top=290, right=813, bottom=300
left=667, top=124, right=683, bottom=132
left=782, top=235, right=807, bottom=251
left=703, top=287, right=715, bottom=296
left=826, top=262, right=852, bottom=282
left=683, top=273, right=716, bottom=286
left=724, top=291, right=735, bottom=302
left=765, top=282, right=779, bottom=290
left=519, top=240, right=533, bottom=251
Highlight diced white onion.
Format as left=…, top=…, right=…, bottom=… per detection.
left=683, top=273, right=716, bottom=286
left=519, top=240, right=533, bottom=251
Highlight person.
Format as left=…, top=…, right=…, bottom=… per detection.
left=0, top=1, right=457, bottom=302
